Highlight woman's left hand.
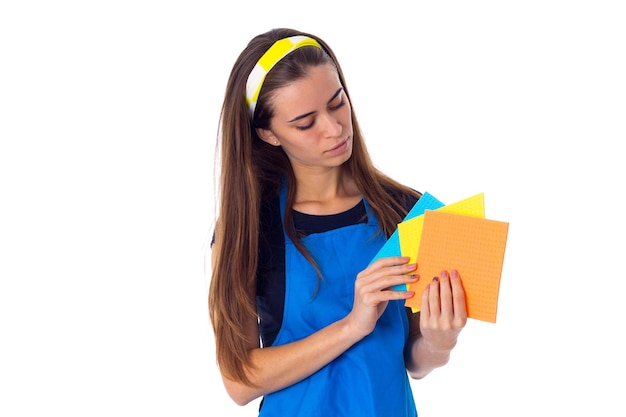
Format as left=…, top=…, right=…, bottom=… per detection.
left=419, top=269, right=467, bottom=352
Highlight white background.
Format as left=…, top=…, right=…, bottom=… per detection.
left=1, top=1, right=625, bottom=416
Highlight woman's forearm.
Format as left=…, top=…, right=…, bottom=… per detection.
left=222, top=316, right=363, bottom=405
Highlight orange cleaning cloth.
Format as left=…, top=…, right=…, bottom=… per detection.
left=405, top=210, right=509, bottom=323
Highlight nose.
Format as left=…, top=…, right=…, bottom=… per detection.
left=320, top=112, right=342, bottom=138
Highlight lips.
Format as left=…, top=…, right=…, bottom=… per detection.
left=326, top=138, right=349, bottom=153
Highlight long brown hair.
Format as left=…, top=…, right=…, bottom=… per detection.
left=208, top=28, right=420, bottom=385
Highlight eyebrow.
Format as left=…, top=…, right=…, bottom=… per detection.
left=287, top=87, right=344, bottom=123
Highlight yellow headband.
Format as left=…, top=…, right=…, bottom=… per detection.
left=245, top=35, right=322, bottom=116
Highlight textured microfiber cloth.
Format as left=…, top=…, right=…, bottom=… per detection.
left=405, top=210, right=509, bottom=323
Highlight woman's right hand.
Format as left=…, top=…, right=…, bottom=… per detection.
left=347, top=256, right=418, bottom=338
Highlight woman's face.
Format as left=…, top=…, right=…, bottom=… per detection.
left=256, top=63, right=353, bottom=173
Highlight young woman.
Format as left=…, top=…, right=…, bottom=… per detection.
left=209, top=28, right=467, bottom=416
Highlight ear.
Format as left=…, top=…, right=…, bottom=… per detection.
left=256, top=128, right=280, bottom=146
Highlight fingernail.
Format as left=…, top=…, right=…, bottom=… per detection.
left=432, top=276, right=439, bottom=282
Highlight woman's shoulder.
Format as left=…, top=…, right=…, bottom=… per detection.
left=382, top=183, right=421, bottom=212
left=260, top=191, right=282, bottom=227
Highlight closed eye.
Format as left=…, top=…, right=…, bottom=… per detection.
left=295, top=120, right=315, bottom=131
left=292, top=87, right=345, bottom=131
left=329, top=97, right=345, bottom=111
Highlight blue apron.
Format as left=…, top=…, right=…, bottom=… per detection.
left=258, top=183, right=417, bottom=417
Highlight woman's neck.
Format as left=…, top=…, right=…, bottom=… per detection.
left=292, top=168, right=361, bottom=215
